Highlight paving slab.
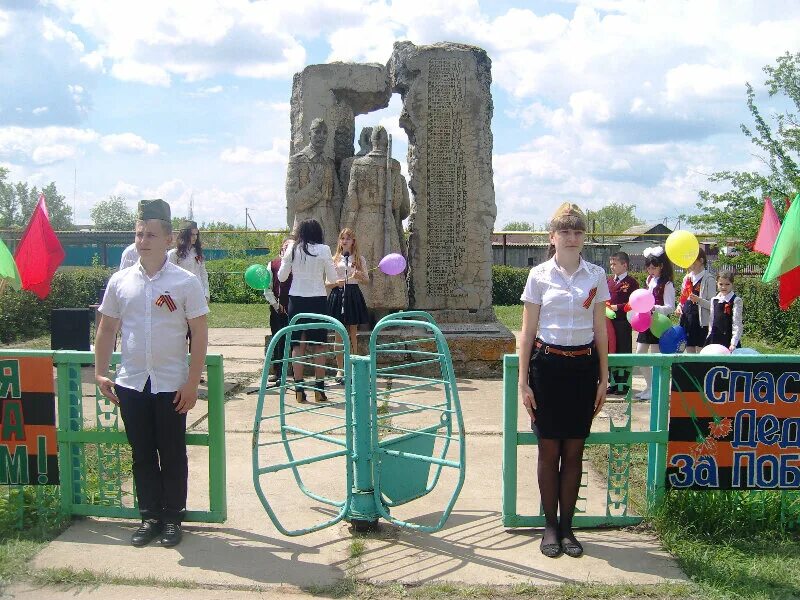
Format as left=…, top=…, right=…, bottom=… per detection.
left=2, top=583, right=301, bottom=599
left=27, top=327, right=682, bottom=591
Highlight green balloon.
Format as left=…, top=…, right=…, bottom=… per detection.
left=244, top=264, right=272, bottom=290
left=649, top=312, right=672, bottom=338
left=605, top=306, right=615, bottom=320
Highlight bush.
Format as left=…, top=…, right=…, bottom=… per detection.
left=207, top=258, right=269, bottom=304
left=491, top=265, right=529, bottom=305
left=0, top=266, right=112, bottom=344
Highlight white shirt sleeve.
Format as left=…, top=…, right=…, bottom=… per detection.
left=322, top=246, right=338, bottom=286
left=199, top=259, right=210, bottom=300
left=278, top=242, right=294, bottom=283
left=520, top=268, right=541, bottom=305
left=184, top=276, right=210, bottom=320
left=654, top=281, right=676, bottom=316
left=595, top=269, right=611, bottom=303
left=731, top=296, right=744, bottom=347
left=97, top=275, right=121, bottom=319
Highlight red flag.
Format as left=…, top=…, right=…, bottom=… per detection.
left=14, top=193, right=65, bottom=299
left=779, top=266, right=800, bottom=311
left=754, top=197, right=780, bottom=255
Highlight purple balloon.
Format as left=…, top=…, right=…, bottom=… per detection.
left=379, top=253, right=407, bottom=276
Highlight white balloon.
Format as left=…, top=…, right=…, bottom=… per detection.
left=700, top=344, right=731, bottom=355
left=732, top=347, right=760, bottom=355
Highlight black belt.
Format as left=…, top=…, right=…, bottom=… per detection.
left=535, top=340, right=593, bottom=357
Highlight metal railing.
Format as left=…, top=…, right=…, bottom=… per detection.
left=0, top=350, right=227, bottom=530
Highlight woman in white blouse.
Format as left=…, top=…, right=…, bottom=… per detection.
left=517, top=203, right=610, bottom=559
left=168, top=220, right=210, bottom=303
left=278, top=219, right=338, bottom=403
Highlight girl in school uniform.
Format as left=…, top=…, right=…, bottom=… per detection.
left=168, top=220, right=210, bottom=303
left=705, top=271, right=743, bottom=351
left=635, top=246, right=675, bottom=400
left=327, top=228, right=369, bottom=382
left=518, top=203, right=610, bottom=559
left=675, top=248, right=715, bottom=353
left=278, top=219, right=338, bottom=403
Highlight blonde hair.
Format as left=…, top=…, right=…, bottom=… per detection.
left=333, top=228, right=361, bottom=264
left=548, top=202, right=587, bottom=232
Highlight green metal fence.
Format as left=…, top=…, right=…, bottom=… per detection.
left=503, top=352, right=800, bottom=528
left=1, top=350, right=227, bottom=530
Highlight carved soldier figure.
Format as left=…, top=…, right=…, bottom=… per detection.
left=285, top=118, right=341, bottom=245
left=342, top=126, right=411, bottom=311
left=338, top=126, right=373, bottom=197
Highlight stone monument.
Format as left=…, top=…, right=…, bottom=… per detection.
left=285, top=118, right=341, bottom=246
left=342, top=125, right=411, bottom=311
left=284, top=42, right=515, bottom=376
left=338, top=126, right=373, bottom=196
left=390, top=41, right=496, bottom=324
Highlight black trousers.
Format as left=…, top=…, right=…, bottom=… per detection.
left=610, top=317, right=634, bottom=394
left=268, top=308, right=289, bottom=376
left=116, top=379, right=187, bottom=523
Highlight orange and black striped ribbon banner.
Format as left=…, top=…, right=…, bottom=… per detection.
left=0, top=356, right=59, bottom=485
left=667, top=361, right=800, bottom=490
left=582, top=286, right=597, bottom=309
left=155, top=294, right=177, bottom=312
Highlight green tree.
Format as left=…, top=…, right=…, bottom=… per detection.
left=502, top=220, right=535, bottom=231
left=91, top=195, right=136, bottom=230
left=586, top=203, right=643, bottom=233
left=686, top=52, right=800, bottom=266
left=16, top=182, right=73, bottom=230
left=0, top=167, right=15, bottom=227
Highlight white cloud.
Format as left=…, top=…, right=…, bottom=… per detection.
left=0, top=126, right=99, bottom=164
left=110, top=60, right=171, bottom=87
left=80, top=50, right=105, bottom=72
left=100, top=133, right=159, bottom=155
left=219, top=137, right=288, bottom=165
left=41, top=17, right=85, bottom=54
left=0, top=9, right=10, bottom=39
left=111, top=181, right=140, bottom=198
left=31, top=144, right=77, bottom=165
left=51, top=0, right=307, bottom=85
left=188, top=85, right=224, bottom=97
left=665, top=63, right=750, bottom=104
left=32, top=107, right=49, bottom=115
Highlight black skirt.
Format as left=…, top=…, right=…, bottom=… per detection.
left=679, top=302, right=708, bottom=347
left=327, top=284, right=369, bottom=326
left=287, top=295, right=328, bottom=347
left=528, top=340, right=599, bottom=439
left=637, top=329, right=659, bottom=345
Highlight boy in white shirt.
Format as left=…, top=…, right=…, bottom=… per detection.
left=95, top=199, right=209, bottom=548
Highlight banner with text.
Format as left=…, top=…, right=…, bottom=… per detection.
left=667, top=361, right=800, bottom=490
left=0, top=356, right=59, bottom=485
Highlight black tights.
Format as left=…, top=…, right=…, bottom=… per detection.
left=537, top=438, right=585, bottom=545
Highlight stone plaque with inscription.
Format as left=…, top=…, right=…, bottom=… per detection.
left=389, top=42, right=497, bottom=323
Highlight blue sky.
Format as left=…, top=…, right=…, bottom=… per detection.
left=0, top=0, right=798, bottom=231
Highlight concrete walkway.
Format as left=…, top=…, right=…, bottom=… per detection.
left=22, top=328, right=685, bottom=595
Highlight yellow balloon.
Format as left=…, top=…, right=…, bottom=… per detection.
left=665, top=230, right=700, bottom=268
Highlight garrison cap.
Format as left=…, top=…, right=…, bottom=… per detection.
left=137, top=199, right=171, bottom=222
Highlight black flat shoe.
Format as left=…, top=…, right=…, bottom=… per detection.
left=131, top=520, right=162, bottom=547
left=561, top=537, right=584, bottom=558
left=539, top=541, right=562, bottom=558
left=159, top=523, right=182, bottom=548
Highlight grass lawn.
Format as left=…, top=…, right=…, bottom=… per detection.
left=207, top=302, right=267, bottom=328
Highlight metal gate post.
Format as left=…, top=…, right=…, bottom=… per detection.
left=348, top=355, right=381, bottom=529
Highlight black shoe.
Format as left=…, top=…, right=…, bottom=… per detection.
left=605, top=386, right=616, bottom=396
left=540, top=540, right=562, bottom=558
left=561, top=536, right=584, bottom=558
left=131, top=519, right=163, bottom=547
left=159, top=523, right=182, bottom=548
